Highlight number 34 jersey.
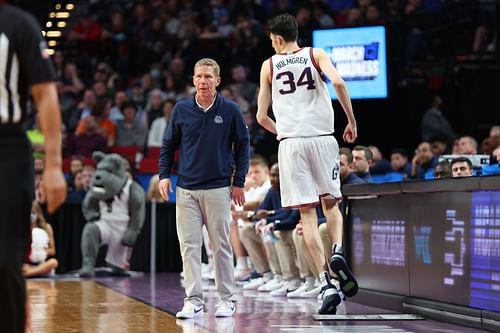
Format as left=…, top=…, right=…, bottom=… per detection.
left=270, top=47, right=335, bottom=140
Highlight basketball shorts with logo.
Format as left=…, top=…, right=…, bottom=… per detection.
left=278, top=135, right=341, bottom=208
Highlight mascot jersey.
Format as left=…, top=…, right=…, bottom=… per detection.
left=95, top=179, right=133, bottom=269
left=99, top=179, right=132, bottom=230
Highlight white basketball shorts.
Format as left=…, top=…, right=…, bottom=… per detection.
left=278, top=135, right=341, bottom=208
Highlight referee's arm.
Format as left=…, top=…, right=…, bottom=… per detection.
left=32, top=82, right=67, bottom=213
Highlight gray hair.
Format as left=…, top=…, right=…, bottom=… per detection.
left=194, top=58, right=220, bottom=77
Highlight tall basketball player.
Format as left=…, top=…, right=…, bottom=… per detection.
left=256, top=13, right=358, bottom=314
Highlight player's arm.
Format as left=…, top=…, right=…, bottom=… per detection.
left=314, top=48, right=357, bottom=143
left=256, top=60, right=276, bottom=134
left=32, top=82, right=67, bottom=213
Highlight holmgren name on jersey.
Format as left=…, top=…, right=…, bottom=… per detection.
left=274, top=56, right=308, bottom=70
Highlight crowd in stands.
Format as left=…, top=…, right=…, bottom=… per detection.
left=22, top=0, right=499, bottom=204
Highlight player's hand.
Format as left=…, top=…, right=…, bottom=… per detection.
left=158, top=178, right=173, bottom=202
left=255, top=209, right=269, bottom=219
left=255, top=219, right=265, bottom=234
left=231, top=186, right=245, bottom=206
left=42, top=167, right=67, bottom=213
left=342, top=122, right=357, bottom=143
left=262, top=223, right=274, bottom=234
left=295, top=221, right=303, bottom=236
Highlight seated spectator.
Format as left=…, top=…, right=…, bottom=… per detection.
left=68, top=115, right=109, bottom=158
left=430, top=135, right=450, bottom=156
left=232, top=156, right=271, bottom=281
left=143, top=88, right=166, bottom=128
left=81, top=165, right=95, bottom=191
left=66, top=169, right=87, bottom=203
left=23, top=201, right=58, bottom=278
left=411, top=141, right=438, bottom=179
left=494, top=146, right=500, bottom=164
left=312, top=2, right=335, bottom=28
left=67, top=89, right=96, bottom=133
left=67, top=155, right=84, bottom=188
left=128, top=80, right=147, bottom=111
left=75, top=99, right=116, bottom=147
left=109, top=91, right=128, bottom=123
left=433, top=160, right=452, bottom=179
left=147, top=99, right=174, bottom=148
left=390, top=148, right=412, bottom=178
left=339, top=147, right=365, bottom=185
left=368, top=145, right=392, bottom=175
left=457, top=135, right=478, bottom=154
left=229, top=64, right=257, bottom=106
left=215, top=8, right=235, bottom=38
left=489, top=125, right=500, bottom=138
left=352, top=145, right=373, bottom=182
left=115, top=101, right=148, bottom=148
left=67, top=12, right=102, bottom=42
left=240, top=163, right=300, bottom=293
left=57, top=62, right=85, bottom=114
left=480, top=135, right=500, bottom=160
left=451, top=157, right=473, bottom=177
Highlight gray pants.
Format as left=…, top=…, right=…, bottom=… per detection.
left=176, top=186, right=235, bottom=306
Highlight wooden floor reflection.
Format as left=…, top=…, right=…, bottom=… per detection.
left=27, top=280, right=196, bottom=333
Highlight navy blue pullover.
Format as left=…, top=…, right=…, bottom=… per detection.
left=159, top=93, right=250, bottom=189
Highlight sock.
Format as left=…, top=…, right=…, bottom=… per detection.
left=332, top=243, right=343, bottom=255
left=319, top=271, right=331, bottom=288
left=305, top=276, right=316, bottom=287
left=236, top=257, right=249, bottom=270
left=263, top=271, right=273, bottom=281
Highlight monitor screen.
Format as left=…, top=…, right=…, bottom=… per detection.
left=312, top=26, right=388, bottom=100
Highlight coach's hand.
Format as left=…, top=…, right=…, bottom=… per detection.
left=231, top=186, right=245, bottom=206
left=158, top=178, right=173, bottom=202
left=43, top=166, right=67, bottom=213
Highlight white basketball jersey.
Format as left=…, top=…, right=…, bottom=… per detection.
left=270, top=47, right=335, bottom=140
left=99, top=179, right=132, bottom=229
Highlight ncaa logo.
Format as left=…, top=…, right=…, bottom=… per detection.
left=214, top=115, right=223, bottom=124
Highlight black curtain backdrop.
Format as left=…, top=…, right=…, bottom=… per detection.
left=43, top=202, right=183, bottom=274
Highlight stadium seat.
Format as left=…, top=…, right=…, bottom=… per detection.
left=424, top=169, right=435, bottom=180
left=481, top=164, right=500, bottom=176
left=148, top=147, right=161, bottom=158
left=111, top=146, right=141, bottom=163
left=83, top=158, right=96, bottom=167
left=62, top=158, right=71, bottom=173
left=138, top=157, right=159, bottom=174
left=371, top=172, right=406, bottom=183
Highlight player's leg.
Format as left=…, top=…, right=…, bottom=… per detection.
left=322, top=198, right=358, bottom=297
left=300, top=206, right=340, bottom=314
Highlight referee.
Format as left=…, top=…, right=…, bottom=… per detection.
left=0, top=2, right=66, bottom=332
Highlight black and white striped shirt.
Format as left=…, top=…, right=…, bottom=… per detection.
left=0, top=4, right=56, bottom=128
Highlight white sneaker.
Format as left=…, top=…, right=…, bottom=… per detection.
left=215, top=300, right=235, bottom=317
left=270, top=278, right=302, bottom=296
left=301, top=284, right=322, bottom=298
left=202, top=263, right=214, bottom=280
left=176, top=302, right=203, bottom=319
left=287, top=277, right=316, bottom=298
left=234, top=267, right=252, bottom=281
left=257, top=275, right=284, bottom=292
left=243, top=277, right=264, bottom=290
